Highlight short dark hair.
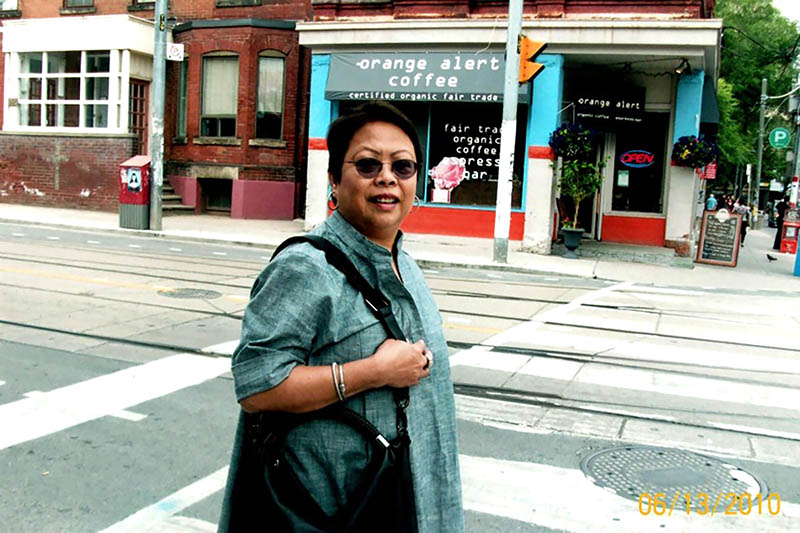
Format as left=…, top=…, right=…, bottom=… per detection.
left=326, top=101, right=423, bottom=184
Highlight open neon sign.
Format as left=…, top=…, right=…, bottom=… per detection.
left=620, top=150, right=654, bottom=168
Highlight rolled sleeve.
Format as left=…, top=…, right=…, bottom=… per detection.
left=232, top=247, right=334, bottom=402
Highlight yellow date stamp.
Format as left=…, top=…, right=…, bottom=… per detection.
left=638, top=492, right=782, bottom=516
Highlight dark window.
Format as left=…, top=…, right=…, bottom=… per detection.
left=129, top=79, right=150, bottom=153
left=201, top=54, right=238, bottom=137
left=176, top=60, right=188, bottom=138
left=64, top=0, right=93, bottom=7
left=611, top=113, right=669, bottom=213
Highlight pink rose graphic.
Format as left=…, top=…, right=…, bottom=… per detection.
left=429, top=157, right=466, bottom=190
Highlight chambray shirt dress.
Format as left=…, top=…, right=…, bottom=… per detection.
left=218, top=211, right=464, bottom=532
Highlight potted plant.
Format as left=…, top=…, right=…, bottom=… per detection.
left=549, top=123, right=607, bottom=258
left=671, top=135, right=718, bottom=169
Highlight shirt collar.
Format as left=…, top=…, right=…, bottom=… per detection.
left=325, top=210, right=405, bottom=261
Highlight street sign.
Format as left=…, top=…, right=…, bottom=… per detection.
left=166, top=43, right=185, bottom=62
left=769, top=127, right=791, bottom=149
left=518, top=36, right=546, bottom=83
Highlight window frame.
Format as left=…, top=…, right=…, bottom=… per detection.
left=10, top=49, right=125, bottom=133
left=200, top=52, right=240, bottom=139
left=175, top=59, right=189, bottom=140
left=254, top=50, right=286, bottom=141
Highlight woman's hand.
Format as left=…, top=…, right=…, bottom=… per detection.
left=371, top=339, right=432, bottom=388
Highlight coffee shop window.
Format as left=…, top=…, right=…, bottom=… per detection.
left=200, top=52, right=239, bottom=138
left=426, top=102, right=525, bottom=208
left=255, top=51, right=285, bottom=140
left=610, top=113, right=669, bottom=213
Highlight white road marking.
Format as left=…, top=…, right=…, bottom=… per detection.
left=543, top=277, right=560, bottom=281
left=169, top=248, right=182, bottom=252
left=46, top=236, right=60, bottom=240
left=110, top=410, right=147, bottom=422
left=0, top=380, right=5, bottom=386
left=98, top=467, right=228, bottom=533
left=128, top=244, right=142, bottom=249
left=200, top=340, right=238, bottom=356
left=212, top=252, right=227, bottom=256
left=12, top=232, right=24, bottom=237
left=260, top=256, right=269, bottom=260
left=460, top=454, right=800, bottom=531
left=483, top=281, right=633, bottom=347
left=486, top=273, right=502, bottom=278
left=446, top=315, right=472, bottom=324
left=87, top=240, right=101, bottom=244
left=574, top=364, right=800, bottom=412
left=0, top=352, right=230, bottom=451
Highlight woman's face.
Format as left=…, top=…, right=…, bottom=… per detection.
left=331, top=121, right=418, bottom=250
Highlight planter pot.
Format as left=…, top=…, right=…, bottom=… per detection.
left=562, top=227, right=584, bottom=259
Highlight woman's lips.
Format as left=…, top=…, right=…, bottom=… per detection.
left=370, top=196, right=400, bottom=210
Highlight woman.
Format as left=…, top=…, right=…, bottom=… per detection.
left=219, top=101, right=464, bottom=532
left=733, top=197, right=749, bottom=247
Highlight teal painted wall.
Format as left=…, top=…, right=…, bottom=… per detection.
left=673, top=70, right=704, bottom=143
left=528, top=54, right=564, bottom=147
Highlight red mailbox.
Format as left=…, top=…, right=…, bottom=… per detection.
left=780, top=220, right=799, bottom=254
left=119, top=155, right=151, bottom=229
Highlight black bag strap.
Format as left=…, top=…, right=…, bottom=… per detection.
left=271, top=235, right=410, bottom=436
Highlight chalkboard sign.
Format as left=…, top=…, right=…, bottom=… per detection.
left=696, top=210, right=742, bottom=267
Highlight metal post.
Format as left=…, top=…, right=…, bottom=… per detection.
left=149, top=0, right=167, bottom=231
left=753, top=78, right=767, bottom=213
left=792, top=75, right=800, bottom=276
left=493, top=0, right=523, bottom=263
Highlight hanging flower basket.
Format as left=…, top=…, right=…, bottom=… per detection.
left=671, top=135, right=718, bottom=169
left=549, top=122, right=595, bottom=161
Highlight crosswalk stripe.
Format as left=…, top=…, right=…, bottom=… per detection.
left=0, top=352, right=230, bottom=451
left=460, top=454, right=800, bottom=532
left=98, top=467, right=229, bottom=532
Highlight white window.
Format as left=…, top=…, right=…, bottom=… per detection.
left=13, top=50, right=124, bottom=132
left=0, top=1, right=20, bottom=10
left=201, top=53, right=239, bottom=137
left=256, top=52, right=285, bottom=140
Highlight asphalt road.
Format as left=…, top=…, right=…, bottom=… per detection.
left=2, top=222, right=800, bottom=532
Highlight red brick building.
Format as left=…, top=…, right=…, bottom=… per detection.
left=0, top=0, right=311, bottom=219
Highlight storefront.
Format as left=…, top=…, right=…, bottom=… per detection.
left=297, top=17, right=722, bottom=255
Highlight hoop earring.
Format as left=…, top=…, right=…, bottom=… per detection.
left=411, top=195, right=421, bottom=214
left=328, top=191, right=338, bottom=210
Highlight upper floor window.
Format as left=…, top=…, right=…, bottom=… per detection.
left=64, top=0, right=94, bottom=7
left=0, top=1, right=19, bottom=11
left=15, top=50, right=123, bottom=131
left=256, top=51, right=285, bottom=140
left=201, top=53, right=239, bottom=137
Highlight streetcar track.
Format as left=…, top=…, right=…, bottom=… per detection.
left=447, top=341, right=800, bottom=384
left=1, top=251, right=787, bottom=331
left=453, top=384, right=800, bottom=442
left=0, top=281, right=245, bottom=320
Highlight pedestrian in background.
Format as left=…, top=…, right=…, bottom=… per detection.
left=734, top=197, right=749, bottom=247
left=773, top=195, right=790, bottom=250
left=705, top=194, right=717, bottom=211
left=218, top=101, right=464, bottom=532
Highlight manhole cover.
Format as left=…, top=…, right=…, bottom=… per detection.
left=581, top=445, right=767, bottom=508
left=157, top=288, right=223, bottom=300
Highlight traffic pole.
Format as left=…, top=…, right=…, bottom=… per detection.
left=753, top=78, right=767, bottom=213
left=493, top=0, right=523, bottom=263
left=149, top=0, right=167, bottom=231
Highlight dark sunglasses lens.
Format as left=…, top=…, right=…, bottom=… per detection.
left=354, top=158, right=382, bottom=177
left=392, top=160, right=417, bottom=179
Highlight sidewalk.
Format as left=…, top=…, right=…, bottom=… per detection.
left=2, top=203, right=799, bottom=291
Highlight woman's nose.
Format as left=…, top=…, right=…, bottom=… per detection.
left=375, top=162, right=397, bottom=185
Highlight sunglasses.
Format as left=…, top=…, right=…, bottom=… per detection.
left=346, top=158, right=419, bottom=180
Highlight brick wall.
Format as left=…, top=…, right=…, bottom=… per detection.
left=311, top=0, right=709, bottom=20
left=166, top=25, right=307, bottom=184
left=9, top=1, right=309, bottom=21
left=0, top=134, right=137, bottom=210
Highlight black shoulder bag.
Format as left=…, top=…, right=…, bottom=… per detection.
left=243, top=235, right=418, bottom=533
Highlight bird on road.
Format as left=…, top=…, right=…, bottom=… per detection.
left=767, top=253, right=778, bottom=262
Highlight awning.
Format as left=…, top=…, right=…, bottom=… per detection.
left=325, top=52, right=529, bottom=103
left=700, top=75, right=720, bottom=124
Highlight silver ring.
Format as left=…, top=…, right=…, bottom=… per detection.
left=423, top=352, right=432, bottom=370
